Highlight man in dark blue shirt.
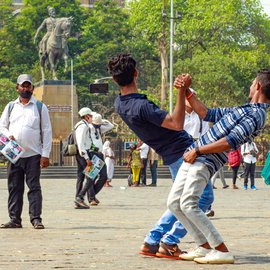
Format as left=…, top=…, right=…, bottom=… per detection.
left=108, top=53, right=214, bottom=259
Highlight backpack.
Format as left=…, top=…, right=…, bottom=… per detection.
left=62, top=122, right=86, bottom=157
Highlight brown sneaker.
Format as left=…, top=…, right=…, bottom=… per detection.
left=89, top=200, right=99, bottom=206
left=139, top=242, right=159, bottom=257
left=156, top=242, right=184, bottom=260
left=232, top=184, right=239, bottom=189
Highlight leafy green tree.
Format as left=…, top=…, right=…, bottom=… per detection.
left=0, top=79, right=17, bottom=112
left=173, top=0, right=270, bottom=106
left=128, top=0, right=170, bottom=108
left=75, top=0, right=130, bottom=114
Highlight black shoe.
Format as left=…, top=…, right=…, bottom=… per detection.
left=32, top=219, right=45, bottom=229
left=147, top=183, right=157, bottom=187
left=0, top=221, right=22, bottom=229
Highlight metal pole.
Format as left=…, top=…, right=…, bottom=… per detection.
left=169, top=0, right=174, bottom=114
left=71, top=59, right=74, bottom=129
left=71, top=59, right=74, bottom=166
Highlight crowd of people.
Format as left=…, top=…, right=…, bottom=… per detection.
left=0, top=53, right=269, bottom=265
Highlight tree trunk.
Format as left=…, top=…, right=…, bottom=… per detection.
left=160, top=40, right=168, bottom=109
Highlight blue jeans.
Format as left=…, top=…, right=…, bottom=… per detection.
left=150, top=160, right=158, bottom=185
left=144, top=156, right=214, bottom=245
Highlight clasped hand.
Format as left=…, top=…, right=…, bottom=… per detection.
left=174, top=73, right=192, bottom=90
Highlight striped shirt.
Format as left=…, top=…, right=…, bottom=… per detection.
left=188, top=103, right=269, bottom=176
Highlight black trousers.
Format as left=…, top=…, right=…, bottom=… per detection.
left=231, top=166, right=239, bottom=185
left=7, top=155, right=42, bottom=224
left=139, top=158, right=148, bottom=185
left=77, top=152, right=107, bottom=201
left=243, top=162, right=256, bottom=187
left=75, top=153, right=88, bottom=198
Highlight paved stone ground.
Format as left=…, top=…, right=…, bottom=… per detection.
left=0, top=177, right=269, bottom=270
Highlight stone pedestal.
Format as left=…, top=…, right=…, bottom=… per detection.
left=34, top=80, right=78, bottom=139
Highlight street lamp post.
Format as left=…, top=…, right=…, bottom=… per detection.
left=164, top=1, right=182, bottom=114
left=169, top=0, right=174, bottom=114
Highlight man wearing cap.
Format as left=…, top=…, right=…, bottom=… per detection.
left=75, top=113, right=114, bottom=207
left=74, top=107, right=95, bottom=209
left=0, top=74, right=52, bottom=229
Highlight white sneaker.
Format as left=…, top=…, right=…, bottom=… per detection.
left=194, top=249, right=234, bottom=264
left=179, top=246, right=211, bottom=261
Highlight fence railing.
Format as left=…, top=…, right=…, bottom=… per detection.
left=47, top=137, right=269, bottom=167
left=50, top=138, right=139, bottom=166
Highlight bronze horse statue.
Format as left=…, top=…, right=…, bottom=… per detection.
left=39, top=17, right=73, bottom=80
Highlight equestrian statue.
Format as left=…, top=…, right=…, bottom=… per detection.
left=34, top=7, right=73, bottom=80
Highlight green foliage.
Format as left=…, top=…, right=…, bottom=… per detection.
left=172, top=0, right=270, bottom=106
left=75, top=0, right=131, bottom=112
left=0, top=0, right=270, bottom=146
left=0, top=79, right=17, bottom=112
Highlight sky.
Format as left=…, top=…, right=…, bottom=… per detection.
left=260, top=0, right=270, bottom=15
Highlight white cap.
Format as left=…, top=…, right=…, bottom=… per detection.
left=78, top=107, right=93, bottom=117
left=92, top=113, right=102, bottom=125
left=17, top=74, right=33, bottom=85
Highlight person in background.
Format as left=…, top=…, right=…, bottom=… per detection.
left=241, top=140, right=259, bottom=190
left=127, top=143, right=136, bottom=186
left=130, top=144, right=143, bottom=187
left=74, top=107, right=95, bottom=209
left=228, top=148, right=242, bottom=189
left=76, top=113, right=114, bottom=207
left=148, top=148, right=159, bottom=187
left=0, top=74, right=52, bottom=229
left=211, top=167, right=229, bottom=189
left=103, top=140, right=115, bottom=187
left=137, top=139, right=149, bottom=186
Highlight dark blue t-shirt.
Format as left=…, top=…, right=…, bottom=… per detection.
left=114, top=93, right=193, bottom=165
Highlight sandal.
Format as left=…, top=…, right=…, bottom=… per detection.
left=0, top=221, right=22, bottom=228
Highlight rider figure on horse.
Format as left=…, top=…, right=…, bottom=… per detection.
left=34, top=6, right=57, bottom=57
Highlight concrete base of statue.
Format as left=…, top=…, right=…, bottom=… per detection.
left=34, top=80, right=78, bottom=140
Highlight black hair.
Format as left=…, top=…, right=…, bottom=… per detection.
left=107, top=53, right=136, bottom=86
left=257, top=69, right=270, bottom=100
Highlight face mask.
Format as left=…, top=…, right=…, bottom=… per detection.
left=20, top=91, right=32, bottom=99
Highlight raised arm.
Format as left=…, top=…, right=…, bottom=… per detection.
left=174, top=76, right=209, bottom=119
left=161, top=74, right=192, bottom=131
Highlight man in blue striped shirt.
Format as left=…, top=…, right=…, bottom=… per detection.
left=168, top=69, right=270, bottom=264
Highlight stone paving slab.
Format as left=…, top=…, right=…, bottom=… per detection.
left=0, top=177, right=269, bottom=270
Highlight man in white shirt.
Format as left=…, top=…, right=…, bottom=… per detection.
left=138, top=139, right=149, bottom=186
left=241, top=141, right=259, bottom=190
left=0, top=74, right=52, bottom=229
left=74, top=107, right=95, bottom=209
left=184, top=89, right=209, bottom=139
left=75, top=112, right=114, bottom=207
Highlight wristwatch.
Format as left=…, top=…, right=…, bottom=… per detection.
left=195, top=146, right=201, bottom=156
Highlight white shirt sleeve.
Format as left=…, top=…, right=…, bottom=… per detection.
left=41, top=105, right=52, bottom=158
left=100, top=119, right=114, bottom=134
